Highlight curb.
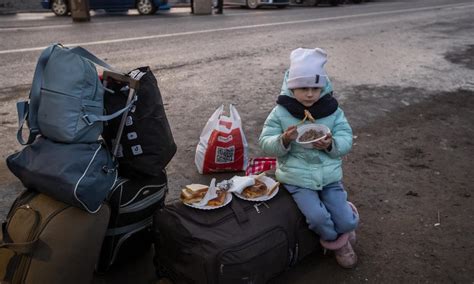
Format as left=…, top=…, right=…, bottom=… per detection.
left=0, top=9, right=46, bottom=15
left=0, top=9, right=16, bottom=15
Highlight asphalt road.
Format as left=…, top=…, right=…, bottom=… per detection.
left=0, top=0, right=473, bottom=282
left=1, top=0, right=473, bottom=192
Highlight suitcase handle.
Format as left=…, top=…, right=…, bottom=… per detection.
left=102, top=70, right=140, bottom=157
left=0, top=222, right=39, bottom=255
left=103, top=71, right=140, bottom=89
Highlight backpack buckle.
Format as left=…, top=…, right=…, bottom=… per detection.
left=30, top=128, right=40, bottom=136
left=82, top=115, right=93, bottom=126
left=102, top=165, right=116, bottom=174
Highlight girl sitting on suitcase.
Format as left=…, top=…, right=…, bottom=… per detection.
left=259, top=47, right=359, bottom=268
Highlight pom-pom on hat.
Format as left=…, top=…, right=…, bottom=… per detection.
left=287, top=48, right=328, bottom=90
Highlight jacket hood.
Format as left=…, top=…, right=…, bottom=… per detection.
left=279, top=70, right=333, bottom=98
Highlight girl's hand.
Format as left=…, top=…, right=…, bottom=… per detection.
left=282, top=125, right=298, bottom=148
left=312, top=132, right=332, bottom=150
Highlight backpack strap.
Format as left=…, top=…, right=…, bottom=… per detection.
left=68, top=47, right=128, bottom=126
left=16, top=44, right=119, bottom=145
left=69, top=46, right=114, bottom=70
left=16, top=44, right=56, bottom=145
left=81, top=95, right=138, bottom=126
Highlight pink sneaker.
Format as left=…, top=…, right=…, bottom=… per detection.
left=335, top=241, right=357, bottom=269
left=320, top=233, right=349, bottom=251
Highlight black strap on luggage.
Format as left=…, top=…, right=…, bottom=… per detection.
left=229, top=199, right=249, bottom=224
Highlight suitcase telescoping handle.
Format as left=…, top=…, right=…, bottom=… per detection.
left=103, top=71, right=140, bottom=90
left=102, top=71, right=140, bottom=158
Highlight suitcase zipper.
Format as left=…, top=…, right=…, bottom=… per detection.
left=119, top=188, right=166, bottom=214
left=6, top=205, right=40, bottom=283
left=293, top=243, right=299, bottom=266
left=217, top=227, right=289, bottom=276
left=121, top=183, right=167, bottom=207
left=6, top=191, right=36, bottom=219
left=167, top=197, right=276, bottom=227
left=106, top=217, right=153, bottom=266
left=16, top=203, right=70, bottom=283
left=253, top=202, right=269, bottom=214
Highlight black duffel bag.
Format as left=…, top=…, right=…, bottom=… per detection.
left=103, top=66, right=176, bottom=178
left=153, top=185, right=319, bottom=284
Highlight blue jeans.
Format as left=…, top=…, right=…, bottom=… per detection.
left=285, top=181, right=358, bottom=241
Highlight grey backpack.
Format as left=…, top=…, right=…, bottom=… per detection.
left=16, top=43, right=132, bottom=145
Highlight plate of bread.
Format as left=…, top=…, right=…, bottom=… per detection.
left=180, top=183, right=232, bottom=210
left=234, top=175, right=280, bottom=202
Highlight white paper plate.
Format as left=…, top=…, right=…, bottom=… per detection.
left=234, top=176, right=280, bottom=202
left=184, top=192, right=232, bottom=210
left=296, top=124, right=331, bottom=149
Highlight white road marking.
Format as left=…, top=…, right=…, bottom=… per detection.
left=0, top=2, right=473, bottom=55
left=0, top=9, right=270, bottom=32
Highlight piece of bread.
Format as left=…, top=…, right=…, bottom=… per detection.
left=242, top=180, right=267, bottom=199
left=180, top=189, right=206, bottom=204
left=180, top=184, right=209, bottom=204
left=185, top=184, right=208, bottom=193
left=207, top=190, right=227, bottom=206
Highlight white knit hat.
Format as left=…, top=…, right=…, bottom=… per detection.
left=287, top=48, right=328, bottom=89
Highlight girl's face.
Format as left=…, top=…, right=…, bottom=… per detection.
left=292, top=87, right=322, bottom=107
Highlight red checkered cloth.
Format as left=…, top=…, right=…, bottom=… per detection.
left=245, top=157, right=277, bottom=176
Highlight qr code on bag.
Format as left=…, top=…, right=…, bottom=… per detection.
left=215, top=146, right=235, bottom=164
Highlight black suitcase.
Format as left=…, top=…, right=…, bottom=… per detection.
left=96, top=170, right=168, bottom=272
left=153, top=185, right=319, bottom=284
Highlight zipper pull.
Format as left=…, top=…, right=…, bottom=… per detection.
left=253, top=204, right=260, bottom=214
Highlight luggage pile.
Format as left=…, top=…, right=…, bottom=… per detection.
left=1, top=44, right=176, bottom=282
left=0, top=43, right=322, bottom=284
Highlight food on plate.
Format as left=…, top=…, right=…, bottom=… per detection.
left=186, top=184, right=209, bottom=192
left=267, top=182, right=280, bottom=196
left=299, top=129, right=326, bottom=142
left=242, top=179, right=268, bottom=199
left=181, top=183, right=228, bottom=206
left=180, top=184, right=208, bottom=204
left=206, top=190, right=227, bottom=206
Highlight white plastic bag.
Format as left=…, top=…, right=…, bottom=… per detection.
left=195, top=104, right=249, bottom=174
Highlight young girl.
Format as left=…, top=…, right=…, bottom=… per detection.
left=259, top=48, right=359, bottom=268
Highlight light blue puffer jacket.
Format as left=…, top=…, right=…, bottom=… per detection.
left=259, top=71, right=352, bottom=190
